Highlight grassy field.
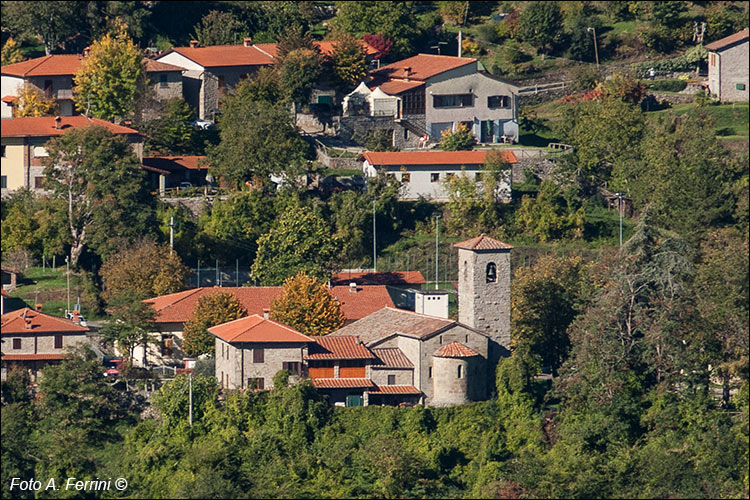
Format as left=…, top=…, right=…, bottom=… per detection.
left=6, top=266, right=100, bottom=319
left=660, top=102, right=749, bottom=138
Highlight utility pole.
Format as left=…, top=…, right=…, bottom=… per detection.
left=236, top=259, right=239, bottom=286
left=188, top=372, right=193, bottom=426
left=197, top=260, right=201, bottom=288
left=615, top=192, right=624, bottom=248
left=588, top=27, right=599, bottom=70
left=458, top=30, right=463, bottom=58
left=65, top=255, right=70, bottom=316
left=433, top=212, right=441, bottom=289
left=169, top=215, right=174, bottom=255
left=372, top=198, right=377, bottom=272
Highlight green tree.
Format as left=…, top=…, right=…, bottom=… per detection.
left=42, top=126, right=154, bottom=267
left=439, top=123, right=475, bottom=151
left=649, top=1, right=686, bottom=29
left=1, top=37, right=24, bottom=65
left=152, top=374, right=219, bottom=428
left=138, top=97, right=198, bottom=155
left=99, top=291, right=158, bottom=367
left=33, top=198, right=70, bottom=262
left=208, top=99, right=308, bottom=187
left=251, top=206, right=341, bottom=285
left=270, top=272, right=345, bottom=335
left=511, top=255, right=587, bottom=376
left=192, top=10, right=248, bottom=46
left=99, top=240, right=191, bottom=302
left=1, top=403, right=36, bottom=499
left=516, top=181, right=585, bottom=242
left=279, top=47, right=323, bottom=107
left=2, top=1, right=81, bottom=55
left=233, top=66, right=282, bottom=105
left=519, top=1, right=564, bottom=54
left=330, top=32, right=368, bottom=88
left=182, top=291, right=248, bottom=356
left=73, top=21, right=146, bottom=120
left=330, top=1, right=421, bottom=60
left=275, top=24, right=318, bottom=64
left=0, top=203, right=37, bottom=256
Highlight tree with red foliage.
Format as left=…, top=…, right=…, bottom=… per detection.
left=363, top=33, right=392, bottom=61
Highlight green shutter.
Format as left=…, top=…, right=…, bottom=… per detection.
left=736, top=83, right=746, bottom=90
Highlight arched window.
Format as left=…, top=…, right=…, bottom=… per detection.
left=486, top=262, right=497, bottom=283
left=457, top=365, right=463, bottom=378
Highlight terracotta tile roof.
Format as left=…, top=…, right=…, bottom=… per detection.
left=332, top=270, right=426, bottom=286
left=371, top=347, right=413, bottom=368
left=1, top=353, right=67, bottom=361
left=368, top=385, right=421, bottom=395
left=208, top=314, right=313, bottom=343
left=2, top=95, right=18, bottom=103
left=360, top=150, right=519, bottom=166
left=370, top=54, right=476, bottom=82
left=305, top=336, right=376, bottom=360
left=453, top=234, right=513, bottom=251
left=434, top=342, right=479, bottom=358
left=2, top=54, right=84, bottom=77
left=1, top=54, right=183, bottom=77
left=144, top=59, right=184, bottom=72
left=144, top=286, right=394, bottom=324
left=311, top=378, right=376, bottom=389
left=253, top=40, right=379, bottom=59
left=253, top=43, right=278, bottom=58
left=329, top=307, right=458, bottom=345
left=373, top=79, right=425, bottom=95
left=1, top=289, right=10, bottom=297
left=0, top=116, right=141, bottom=138
left=142, top=156, right=209, bottom=172
left=1, top=308, right=89, bottom=334
left=705, top=28, right=749, bottom=51
left=169, top=45, right=274, bottom=68
left=1, top=265, right=21, bottom=273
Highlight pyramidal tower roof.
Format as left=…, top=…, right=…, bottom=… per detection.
left=453, top=234, right=513, bottom=251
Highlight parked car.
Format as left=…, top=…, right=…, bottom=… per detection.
left=192, top=119, right=213, bottom=130
left=103, top=356, right=124, bottom=378
left=178, top=182, right=193, bottom=189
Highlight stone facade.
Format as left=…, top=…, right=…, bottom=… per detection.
left=3, top=331, right=88, bottom=355
left=338, top=114, right=422, bottom=149
left=431, top=354, right=483, bottom=406
left=215, top=338, right=308, bottom=391
left=708, top=38, right=749, bottom=102
left=457, top=246, right=511, bottom=350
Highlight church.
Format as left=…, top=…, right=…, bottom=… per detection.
left=212, top=235, right=512, bottom=407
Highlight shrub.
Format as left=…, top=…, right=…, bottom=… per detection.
left=647, top=79, right=687, bottom=92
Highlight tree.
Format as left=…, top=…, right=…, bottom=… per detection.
left=152, top=374, right=219, bottom=428
left=275, top=24, right=318, bottom=64
left=2, top=1, right=81, bottom=55
left=438, top=1, right=469, bottom=25
left=182, top=291, right=248, bottom=356
left=363, top=33, right=393, bottom=62
left=138, top=97, right=198, bottom=155
left=73, top=21, right=145, bottom=121
left=33, top=197, right=70, bottom=261
left=330, top=2, right=421, bottom=60
left=649, top=1, right=686, bottom=29
left=270, top=272, right=345, bottom=336
left=207, top=99, right=308, bottom=187
left=440, top=123, right=475, bottom=151
left=519, top=1, right=564, bottom=54
left=511, top=255, right=587, bottom=376
left=279, top=48, right=323, bottom=106
left=251, top=205, right=341, bottom=285
left=99, top=240, right=191, bottom=302
left=233, top=67, right=282, bottom=105
left=13, top=83, right=58, bottom=117
left=192, top=10, right=248, bottom=46
left=516, top=181, right=585, bottom=242
left=99, top=291, right=158, bottom=367
left=42, top=126, right=153, bottom=267
left=330, top=32, right=368, bottom=88
left=1, top=37, right=24, bottom=65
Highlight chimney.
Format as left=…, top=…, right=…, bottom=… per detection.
left=190, top=40, right=199, bottom=49
left=349, top=282, right=357, bottom=293
left=355, top=337, right=361, bottom=345
left=83, top=46, right=91, bottom=57
left=72, top=310, right=80, bottom=323
left=23, top=309, right=31, bottom=329
left=54, top=116, right=62, bottom=129
left=243, top=37, right=253, bottom=47
left=35, top=303, right=42, bottom=312
left=403, top=66, right=411, bottom=81
left=263, top=308, right=270, bottom=320
left=123, top=120, right=132, bottom=127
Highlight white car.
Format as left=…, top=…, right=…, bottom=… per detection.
left=192, top=119, right=213, bottom=130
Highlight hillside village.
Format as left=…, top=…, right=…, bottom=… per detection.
left=1, top=2, right=749, bottom=499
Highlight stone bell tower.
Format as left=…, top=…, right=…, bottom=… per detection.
left=453, top=234, right=512, bottom=350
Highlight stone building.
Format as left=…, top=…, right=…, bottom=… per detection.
left=705, top=28, right=749, bottom=102
left=1, top=307, right=90, bottom=381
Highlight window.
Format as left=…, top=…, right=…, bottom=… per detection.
left=387, top=374, right=396, bottom=385
left=457, top=365, right=463, bottom=378
left=488, top=95, right=510, bottom=108
left=386, top=173, right=395, bottom=180
left=475, top=172, right=482, bottom=182
left=32, top=146, right=48, bottom=158
left=401, top=173, right=410, bottom=183
left=446, top=172, right=456, bottom=181
left=283, top=361, right=301, bottom=375
left=247, top=377, right=264, bottom=390
left=428, top=366, right=432, bottom=378
left=404, top=128, right=409, bottom=140
left=737, top=83, right=746, bottom=90
left=439, top=335, right=443, bottom=344
left=430, top=173, right=440, bottom=183
left=486, top=262, right=497, bottom=283
left=162, top=336, right=173, bottom=356
left=253, top=348, right=264, bottom=363
left=1, top=145, right=6, bottom=157
left=711, top=53, right=716, bottom=66
left=44, top=80, right=53, bottom=98
left=34, top=176, right=45, bottom=189
left=217, top=75, right=225, bottom=93
left=159, top=73, right=168, bottom=88
left=433, top=94, right=473, bottom=108
left=221, top=342, right=224, bottom=358
left=13, top=338, right=21, bottom=350
left=54, top=335, right=63, bottom=349
left=1, top=176, right=6, bottom=189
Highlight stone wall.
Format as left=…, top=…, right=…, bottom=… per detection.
left=719, top=42, right=749, bottom=102
left=339, top=115, right=423, bottom=149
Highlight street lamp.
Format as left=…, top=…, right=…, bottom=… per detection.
left=432, top=212, right=441, bottom=289
left=615, top=192, right=624, bottom=248
left=587, top=27, right=599, bottom=70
